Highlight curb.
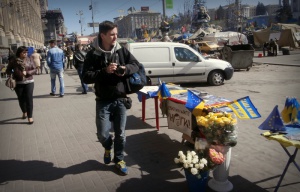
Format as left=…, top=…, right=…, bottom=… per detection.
left=253, top=62, right=300, bottom=67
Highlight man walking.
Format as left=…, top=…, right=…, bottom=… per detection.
left=83, top=21, right=139, bottom=175
left=47, top=40, right=65, bottom=97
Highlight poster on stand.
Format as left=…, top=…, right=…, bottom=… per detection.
left=167, top=100, right=193, bottom=136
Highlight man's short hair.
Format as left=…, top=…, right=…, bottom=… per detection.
left=99, top=21, right=117, bottom=34
left=49, top=39, right=56, bottom=44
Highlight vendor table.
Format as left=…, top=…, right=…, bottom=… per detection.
left=138, top=86, right=161, bottom=130
left=262, top=130, right=300, bottom=192
left=141, top=94, right=160, bottom=130
left=137, top=85, right=232, bottom=133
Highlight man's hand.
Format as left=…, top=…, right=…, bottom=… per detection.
left=106, top=63, right=117, bottom=74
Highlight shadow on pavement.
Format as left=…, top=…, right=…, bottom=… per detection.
left=0, top=117, right=28, bottom=125
left=0, top=159, right=105, bottom=184
left=117, top=130, right=189, bottom=192
left=0, top=97, right=17, bottom=102
left=126, top=115, right=155, bottom=130
left=115, top=130, right=269, bottom=192
left=229, top=175, right=269, bottom=192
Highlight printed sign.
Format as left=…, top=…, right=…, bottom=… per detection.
left=166, top=0, right=173, bottom=9
left=167, top=100, right=192, bottom=136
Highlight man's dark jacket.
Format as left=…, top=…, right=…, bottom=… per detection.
left=82, top=39, right=139, bottom=100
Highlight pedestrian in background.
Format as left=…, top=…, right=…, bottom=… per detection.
left=31, top=49, right=41, bottom=75
left=190, top=40, right=201, bottom=53
left=66, top=46, right=73, bottom=69
left=47, top=40, right=65, bottom=97
left=73, top=44, right=88, bottom=94
left=38, top=49, right=49, bottom=74
left=6, top=46, right=36, bottom=124
left=83, top=20, right=139, bottom=175
left=263, top=42, right=269, bottom=57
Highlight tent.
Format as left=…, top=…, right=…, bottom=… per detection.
left=202, top=31, right=248, bottom=46
left=252, top=23, right=300, bottom=48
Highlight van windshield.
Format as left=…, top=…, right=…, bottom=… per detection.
left=174, top=47, right=205, bottom=61
left=174, top=47, right=206, bottom=62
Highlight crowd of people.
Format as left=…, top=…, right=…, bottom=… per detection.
left=5, top=40, right=93, bottom=123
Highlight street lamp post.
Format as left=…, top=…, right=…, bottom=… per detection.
left=90, top=0, right=95, bottom=34
left=162, top=0, right=166, bottom=20
left=76, top=10, right=83, bottom=36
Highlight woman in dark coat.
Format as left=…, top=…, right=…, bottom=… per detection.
left=6, top=46, right=37, bottom=124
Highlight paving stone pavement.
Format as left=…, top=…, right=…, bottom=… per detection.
left=0, top=67, right=299, bottom=192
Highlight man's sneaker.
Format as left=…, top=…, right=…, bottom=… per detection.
left=104, top=150, right=111, bottom=164
left=115, top=160, right=128, bottom=175
left=50, top=93, right=55, bottom=96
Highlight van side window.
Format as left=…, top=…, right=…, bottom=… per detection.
left=174, top=47, right=198, bottom=62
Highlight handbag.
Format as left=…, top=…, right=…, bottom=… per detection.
left=5, top=75, right=16, bottom=90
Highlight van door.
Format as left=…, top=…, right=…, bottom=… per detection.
left=172, top=47, right=206, bottom=83
left=131, top=46, right=174, bottom=83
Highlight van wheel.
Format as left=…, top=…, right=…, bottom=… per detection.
left=146, top=76, right=152, bottom=85
left=208, top=71, right=224, bottom=86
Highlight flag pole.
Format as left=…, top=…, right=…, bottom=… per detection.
left=162, top=0, right=166, bottom=20
left=91, top=0, right=95, bottom=34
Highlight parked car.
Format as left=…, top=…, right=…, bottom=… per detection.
left=126, top=42, right=233, bottom=86
left=197, top=41, right=221, bottom=54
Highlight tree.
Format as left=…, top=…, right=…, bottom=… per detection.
left=256, top=2, right=266, bottom=16
left=275, top=0, right=293, bottom=23
left=172, top=0, right=194, bottom=31
left=216, top=5, right=225, bottom=20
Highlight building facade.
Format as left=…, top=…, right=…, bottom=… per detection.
left=0, top=0, right=44, bottom=49
left=115, top=9, right=161, bottom=39
left=42, top=9, right=66, bottom=45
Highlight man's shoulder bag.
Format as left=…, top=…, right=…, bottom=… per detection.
left=117, top=48, right=148, bottom=94
left=125, top=62, right=147, bottom=94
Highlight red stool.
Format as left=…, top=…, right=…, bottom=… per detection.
left=258, top=53, right=262, bottom=57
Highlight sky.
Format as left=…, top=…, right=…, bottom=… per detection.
left=48, top=0, right=279, bottom=36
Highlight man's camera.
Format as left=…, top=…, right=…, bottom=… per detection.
left=115, top=65, right=125, bottom=75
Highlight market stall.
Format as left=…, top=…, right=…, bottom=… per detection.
left=259, top=98, right=300, bottom=192
left=138, top=83, right=261, bottom=192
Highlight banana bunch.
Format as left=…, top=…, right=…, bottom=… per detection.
left=196, top=112, right=237, bottom=128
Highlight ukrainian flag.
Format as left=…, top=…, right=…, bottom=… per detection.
left=185, top=90, right=205, bottom=116
left=149, top=82, right=171, bottom=99
left=228, top=96, right=261, bottom=119
left=281, top=97, right=300, bottom=123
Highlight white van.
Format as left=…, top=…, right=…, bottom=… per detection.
left=126, top=42, right=234, bottom=86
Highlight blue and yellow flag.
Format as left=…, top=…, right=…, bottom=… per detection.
left=281, top=97, right=300, bottom=123
left=228, top=96, right=261, bottom=119
left=185, top=90, right=205, bottom=116
left=149, top=82, right=171, bottom=99
left=258, top=105, right=285, bottom=131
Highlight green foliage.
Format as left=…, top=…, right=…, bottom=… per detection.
left=256, top=2, right=267, bottom=16
left=216, top=5, right=225, bottom=20
left=276, top=1, right=293, bottom=23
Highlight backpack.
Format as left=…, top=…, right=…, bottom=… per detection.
left=125, top=62, right=147, bottom=94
